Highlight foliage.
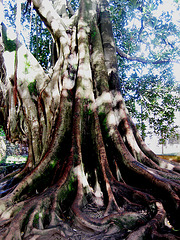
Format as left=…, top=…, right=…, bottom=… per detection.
left=110, top=0, right=180, bottom=144
left=28, top=14, right=52, bottom=70
left=3, top=0, right=52, bottom=70
left=0, top=125, right=5, bottom=137
left=1, top=23, right=16, bottom=51
left=28, top=79, right=38, bottom=96
left=121, top=62, right=180, bottom=143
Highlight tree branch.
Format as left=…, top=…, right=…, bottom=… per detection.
left=32, top=0, right=67, bottom=40
left=66, top=0, right=75, bottom=16
left=116, top=47, right=171, bottom=64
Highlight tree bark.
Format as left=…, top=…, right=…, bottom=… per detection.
left=0, top=0, right=180, bottom=239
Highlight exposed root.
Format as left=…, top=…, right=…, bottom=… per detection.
left=126, top=201, right=180, bottom=240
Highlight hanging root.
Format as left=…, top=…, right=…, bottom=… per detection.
left=0, top=157, right=75, bottom=240
left=126, top=201, right=180, bottom=240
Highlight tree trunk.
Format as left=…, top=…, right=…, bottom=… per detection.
left=0, top=0, right=180, bottom=239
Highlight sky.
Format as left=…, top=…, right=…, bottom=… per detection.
left=174, top=63, right=180, bottom=83
left=154, top=0, right=180, bottom=83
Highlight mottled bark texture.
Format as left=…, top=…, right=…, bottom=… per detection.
left=0, top=0, right=180, bottom=239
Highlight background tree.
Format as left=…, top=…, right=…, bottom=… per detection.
left=110, top=0, right=180, bottom=145
left=0, top=0, right=180, bottom=239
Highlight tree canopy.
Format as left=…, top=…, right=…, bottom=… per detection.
left=110, top=0, right=180, bottom=143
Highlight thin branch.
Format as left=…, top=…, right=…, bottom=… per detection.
left=116, top=47, right=171, bottom=64
left=66, top=0, right=75, bottom=16
left=138, top=18, right=144, bottom=41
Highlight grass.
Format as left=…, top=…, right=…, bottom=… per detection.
left=158, top=155, right=180, bottom=162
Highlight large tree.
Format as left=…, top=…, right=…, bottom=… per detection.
left=0, top=0, right=180, bottom=239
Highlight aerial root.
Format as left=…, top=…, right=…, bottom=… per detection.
left=73, top=198, right=150, bottom=236
left=0, top=185, right=16, bottom=198
left=23, top=199, right=47, bottom=238
left=0, top=175, right=78, bottom=240
left=71, top=181, right=150, bottom=234
left=151, top=232, right=180, bottom=240
left=0, top=203, right=25, bottom=239
left=104, top=197, right=121, bottom=216
left=150, top=167, right=180, bottom=183
left=0, top=192, right=53, bottom=239
left=0, top=168, right=21, bottom=184
left=125, top=201, right=180, bottom=240
left=23, top=227, right=66, bottom=239
left=112, top=180, right=155, bottom=206
left=0, top=200, right=24, bottom=222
